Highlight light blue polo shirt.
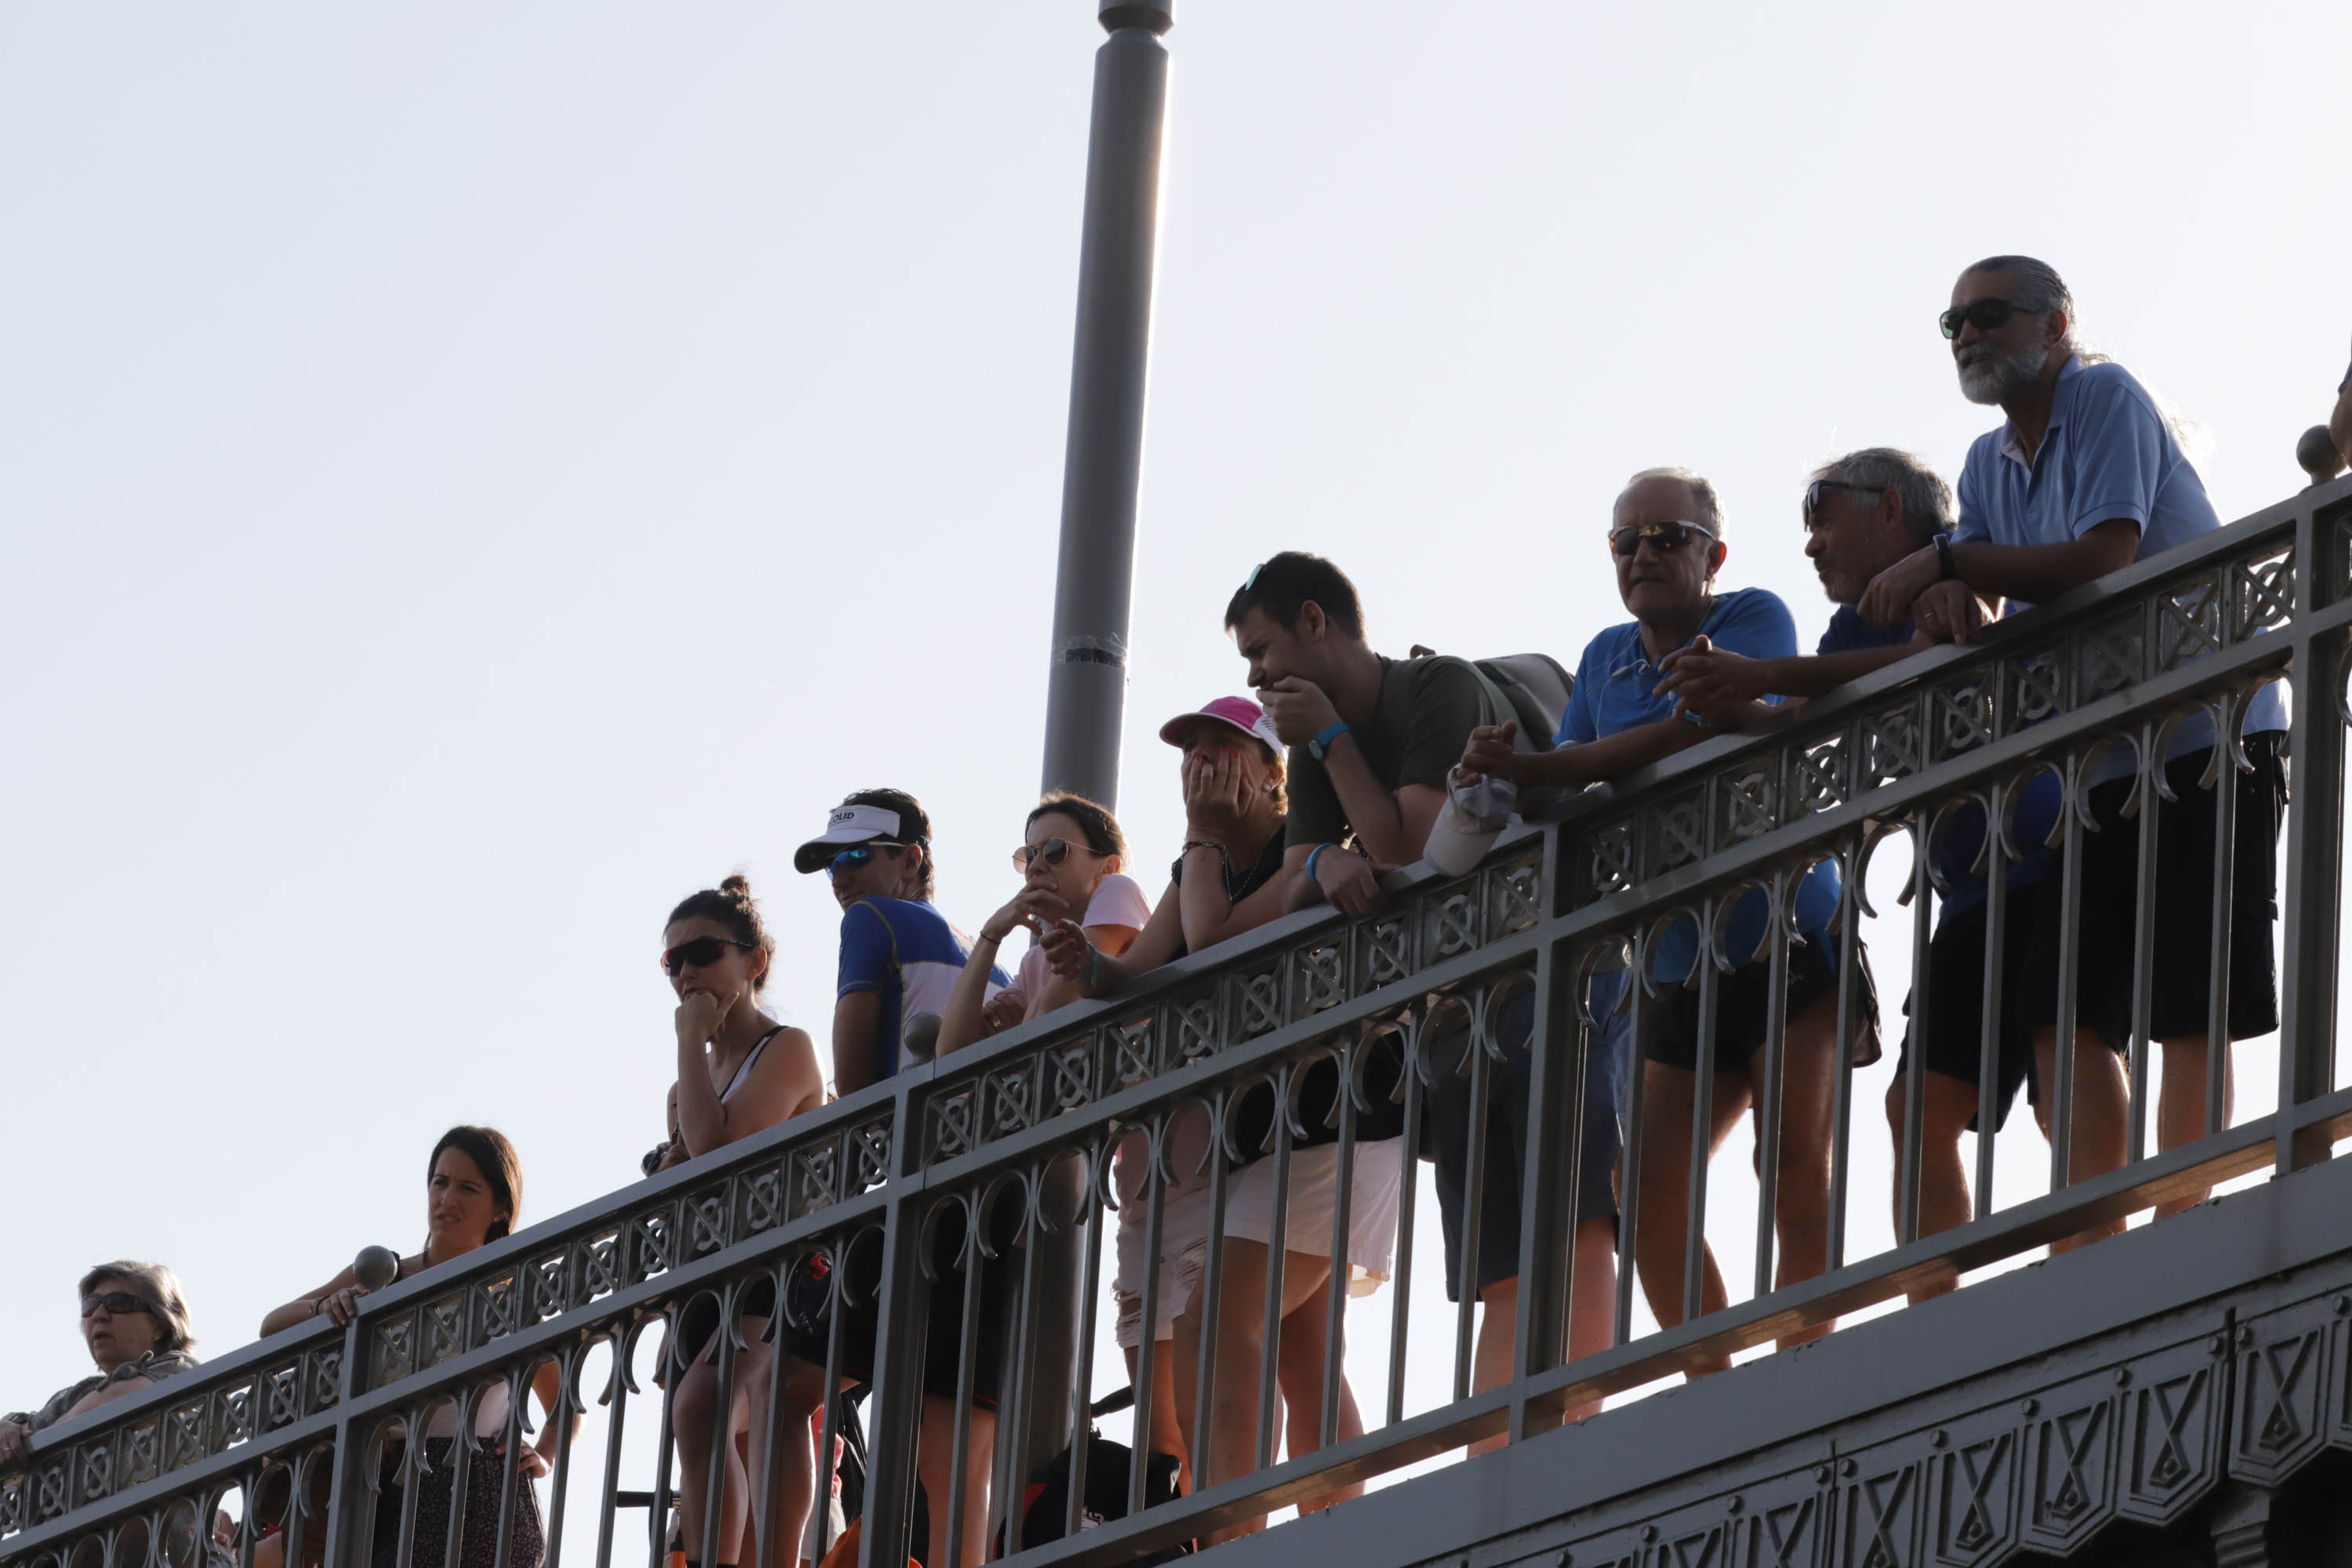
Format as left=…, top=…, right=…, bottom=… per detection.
left=1955, top=355, right=2287, bottom=760
left=1558, top=587, right=1842, bottom=983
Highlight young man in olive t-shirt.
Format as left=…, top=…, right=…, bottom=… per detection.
left=1225, top=550, right=1621, bottom=1443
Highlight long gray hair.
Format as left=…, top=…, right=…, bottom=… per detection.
left=79, top=1261, right=197, bottom=1355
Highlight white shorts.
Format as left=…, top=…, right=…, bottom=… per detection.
left=1109, top=1138, right=1405, bottom=1348
left=1112, top=1182, right=1210, bottom=1348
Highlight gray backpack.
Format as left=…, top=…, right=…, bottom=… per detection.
left=1410, top=646, right=1574, bottom=751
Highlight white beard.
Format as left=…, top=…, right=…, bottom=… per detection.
left=1957, top=338, right=2046, bottom=405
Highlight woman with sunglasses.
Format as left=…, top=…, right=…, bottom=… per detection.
left=934, top=793, right=1151, bottom=1055
left=648, top=876, right=826, bottom=1568
left=254, top=1127, right=571, bottom=1568
left=1457, top=466, right=1860, bottom=1377
left=1033, top=699, right=1396, bottom=1535
left=1, top=1261, right=199, bottom=1470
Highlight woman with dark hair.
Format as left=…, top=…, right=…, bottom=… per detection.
left=934, top=791, right=1152, bottom=1054
left=1, top=1261, right=201, bottom=1469
left=255, top=1127, right=567, bottom=1568
left=648, top=875, right=825, bottom=1568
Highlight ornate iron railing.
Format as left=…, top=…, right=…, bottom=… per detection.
left=8, top=472, right=2350, bottom=1568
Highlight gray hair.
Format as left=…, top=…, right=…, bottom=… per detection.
left=79, top=1261, right=197, bottom=1355
left=1809, top=448, right=1953, bottom=542
left=1962, top=254, right=2082, bottom=356
left=1621, top=466, right=1725, bottom=538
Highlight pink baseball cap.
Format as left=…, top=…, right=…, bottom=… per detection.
left=1159, top=696, right=1282, bottom=753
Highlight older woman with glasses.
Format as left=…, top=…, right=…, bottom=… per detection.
left=1457, top=466, right=1874, bottom=1378
left=1, top=1262, right=200, bottom=1468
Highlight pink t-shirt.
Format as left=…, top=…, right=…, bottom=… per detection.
left=1004, top=872, right=1155, bottom=1016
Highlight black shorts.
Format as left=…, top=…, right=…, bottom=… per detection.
left=1637, top=938, right=1867, bottom=1074
left=1893, top=880, right=2102, bottom=1132
left=676, top=1225, right=1009, bottom=1410
left=2016, top=737, right=2285, bottom=1049
left=1425, top=987, right=1624, bottom=1303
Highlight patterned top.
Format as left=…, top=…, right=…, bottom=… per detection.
left=6, top=1349, right=201, bottom=1432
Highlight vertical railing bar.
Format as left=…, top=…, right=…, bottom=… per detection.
left=1253, top=1093, right=1295, bottom=1472
left=692, top=1287, right=737, bottom=1568
left=1384, top=1025, right=1428, bottom=1429
left=989, top=1195, right=1043, bottom=1563
left=313, top=1312, right=367, bottom=1568
left=2049, top=751, right=2089, bottom=1195
left=588, top=1328, right=632, bottom=1568
left=439, top=1391, right=481, bottom=1568
left=2206, top=724, right=2241, bottom=1139
left=1751, top=875, right=1793, bottom=1297
left=1899, top=826, right=1933, bottom=1246
left=485, top=1365, right=527, bottom=1568
left=1613, top=949, right=1650, bottom=1347
left=941, top=1206, right=985, bottom=1568
left=1059, top=1182, right=1105, bottom=1548
left=1679, top=927, right=1722, bottom=1328
left=1126, top=1153, right=1170, bottom=1524
left=810, top=1254, right=850, bottom=1566
left=644, top=1331, right=680, bottom=1568
left=1450, top=1006, right=1493, bottom=1405
left=2274, top=503, right=2343, bottom=1175
left=1319, top=1057, right=1359, bottom=1451
left=1974, top=831, right=2009, bottom=1221
left=2126, top=735, right=2161, bottom=1167
left=539, top=1345, right=580, bottom=1568
left=1188, top=1114, right=1230, bottom=1501
left=747, top=1260, right=795, bottom=1568
left=1826, top=851, right=1861, bottom=1272
left=1509, top=924, right=1588, bottom=1446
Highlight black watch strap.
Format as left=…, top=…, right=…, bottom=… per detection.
left=1933, top=533, right=1958, bottom=580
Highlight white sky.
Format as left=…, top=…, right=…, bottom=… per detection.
left=7, top=0, right=2351, bottom=1490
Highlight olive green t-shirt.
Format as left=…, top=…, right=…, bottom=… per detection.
left=1284, top=655, right=1518, bottom=851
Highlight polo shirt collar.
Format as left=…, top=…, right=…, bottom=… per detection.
left=1997, top=354, right=2085, bottom=471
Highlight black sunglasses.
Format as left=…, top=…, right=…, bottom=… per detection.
left=82, top=1291, right=161, bottom=1320
left=660, top=936, right=755, bottom=976
left=1012, top=837, right=1102, bottom=873
left=825, top=842, right=906, bottom=880
left=1607, top=520, right=1719, bottom=558
left=1802, top=479, right=1885, bottom=524
left=1938, top=298, right=2039, bottom=339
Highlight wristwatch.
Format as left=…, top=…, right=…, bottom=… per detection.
left=1933, top=533, right=1958, bottom=581
left=1308, top=720, right=1351, bottom=761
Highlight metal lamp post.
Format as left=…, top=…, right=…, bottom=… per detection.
left=1038, top=0, right=1174, bottom=811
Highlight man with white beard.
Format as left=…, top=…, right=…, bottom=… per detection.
left=1858, top=255, right=2287, bottom=1228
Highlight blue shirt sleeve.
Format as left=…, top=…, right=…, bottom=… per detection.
left=1953, top=442, right=1991, bottom=545
left=837, top=901, right=891, bottom=996
left=1554, top=637, right=1602, bottom=746
left=2063, top=368, right=2162, bottom=540
left=1708, top=590, right=1798, bottom=661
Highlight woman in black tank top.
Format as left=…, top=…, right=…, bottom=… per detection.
left=655, top=877, right=825, bottom=1568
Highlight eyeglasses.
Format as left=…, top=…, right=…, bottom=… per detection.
left=1802, top=479, right=1886, bottom=524
left=1938, top=298, right=2039, bottom=339
left=661, top=936, right=756, bottom=976
left=1013, top=837, right=1102, bottom=873
left=1607, top=520, right=1719, bottom=558
left=824, top=842, right=905, bottom=880
left=82, top=1292, right=161, bottom=1320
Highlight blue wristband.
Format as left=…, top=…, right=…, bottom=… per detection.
left=1308, top=720, right=1351, bottom=761
left=1304, top=842, right=1338, bottom=887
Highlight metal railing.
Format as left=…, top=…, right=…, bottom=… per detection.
left=8, top=472, right=2350, bottom=1568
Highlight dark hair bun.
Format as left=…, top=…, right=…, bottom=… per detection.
left=720, top=873, right=753, bottom=898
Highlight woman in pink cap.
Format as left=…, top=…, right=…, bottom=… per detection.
left=1045, top=696, right=1400, bottom=1537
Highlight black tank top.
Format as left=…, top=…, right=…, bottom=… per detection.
left=1167, top=819, right=1287, bottom=962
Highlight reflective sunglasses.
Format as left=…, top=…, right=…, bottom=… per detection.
left=1013, top=837, right=1102, bottom=873
left=1607, top=519, right=1719, bottom=558
left=1938, top=298, right=2038, bottom=339
left=824, top=842, right=906, bottom=880
left=1801, top=479, right=1885, bottom=524
left=660, top=936, right=755, bottom=976
left=82, top=1291, right=161, bottom=1320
